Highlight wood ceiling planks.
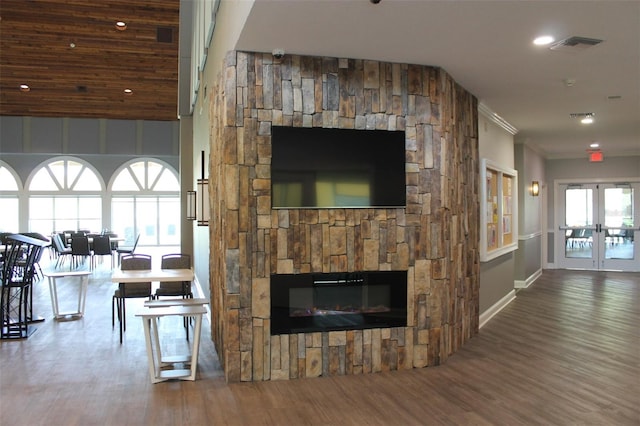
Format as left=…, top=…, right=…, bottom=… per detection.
left=0, top=0, right=180, bottom=121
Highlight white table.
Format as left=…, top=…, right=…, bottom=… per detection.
left=43, top=270, right=92, bottom=320
left=110, top=268, right=194, bottom=284
left=144, top=297, right=209, bottom=308
left=111, top=268, right=196, bottom=344
left=136, top=305, right=207, bottom=384
left=144, top=297, right=209, bottom=340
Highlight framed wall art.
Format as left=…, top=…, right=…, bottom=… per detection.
left=480, top=158, right=518, bottom=261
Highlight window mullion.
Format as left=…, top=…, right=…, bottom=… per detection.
left=45, top=165, right=64, bottom=191
left=148, top=166, right=163, bottom=191
left=68, top=164, right=84, bottom=190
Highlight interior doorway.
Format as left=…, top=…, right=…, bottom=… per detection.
left=556, top=181, right=639, bottom=271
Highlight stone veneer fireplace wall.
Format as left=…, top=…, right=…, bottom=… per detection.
left=209, top=51, right=479, bottom=382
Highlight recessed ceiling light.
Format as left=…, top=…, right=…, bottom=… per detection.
left=533, top=35, right=555, bottom=46
left=115, top=21, right=127, bottom=31
left=590, top=143, right=600, bottom=148
left=19, top=84, right=30, bottom=92
left=581, top=117, right=594, bottom=124
left=124, top=88, right=133, bottom=95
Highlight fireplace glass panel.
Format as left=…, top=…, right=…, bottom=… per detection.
left=271, top=271, right=407, bottom=335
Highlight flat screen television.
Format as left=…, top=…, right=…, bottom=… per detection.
left=271, top=126, right=406, bottom=208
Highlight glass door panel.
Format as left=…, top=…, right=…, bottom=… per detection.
left=600, top=184, right=638, bottom=270
left=559, top=185, right=599, bottom=268
left=558, top=183, right=639, bottom=271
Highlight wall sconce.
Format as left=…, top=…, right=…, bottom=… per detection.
left=531, top=181, right=540, bottom=197
left=186, top=190, right=197, bottom=220
left=197, top=151, right=210, bottom=226
left=197, top=179, right=209, bottom=226
left=186, top=151, right=210, bottom=225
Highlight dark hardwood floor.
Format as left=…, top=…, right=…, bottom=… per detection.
left=1, top=264, right=638, bottom=425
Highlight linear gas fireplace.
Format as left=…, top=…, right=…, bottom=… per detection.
left=271, top=271, right=407, bottom=335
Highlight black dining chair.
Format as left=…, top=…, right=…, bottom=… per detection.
left=1, top=235, right=48, bottom=339
left=71, top=235, right=92, bottom=269
left=106, top=232, right=120, bottom=252
left=154, top=253, right=193, bottom=339
left=51, top=233, right=72, bottom=268
left=20, top=233, right=50, bottom=280
left=112, top=253, right=152, bottom=344
left=116, top=233, right=140, bottom=266
left=154, top=253, right=193, bottom=299
left=92, top=235, right=114, bottom=270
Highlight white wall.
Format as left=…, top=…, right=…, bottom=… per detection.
left=478, top=109, right=517, bottom=314
left=187, top=0, right=256, bottom=300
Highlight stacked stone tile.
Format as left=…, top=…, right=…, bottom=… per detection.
left=209, top=51, right=479, bottom=382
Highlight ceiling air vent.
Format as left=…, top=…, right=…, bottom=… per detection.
left=569, top=112, right=595, bottom=119
left=550, top=36, right=603, bottom=52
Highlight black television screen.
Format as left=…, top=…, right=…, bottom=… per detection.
left=271, top=126, right=406, bottom=208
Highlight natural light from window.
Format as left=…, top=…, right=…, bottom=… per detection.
left=28, top=159, right=103, bottom=234
left=0, top=164, right=20, bottom=232
left=111, top=160, right=180, bottom=247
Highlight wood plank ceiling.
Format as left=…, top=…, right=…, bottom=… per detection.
left=0, top=0, right=180, bottom=121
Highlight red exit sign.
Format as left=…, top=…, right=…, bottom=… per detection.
left=589, top=151, right=604, bottom=162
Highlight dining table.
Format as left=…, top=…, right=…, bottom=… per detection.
left=110, top=267, right=203, bottom=383
left=136, top=304, right=207, bottom=383
left=65, top=236, right=126, bottom=245
left=43, top=269, right=92, bottom=320
left=110, top=268, right=194, bottom=284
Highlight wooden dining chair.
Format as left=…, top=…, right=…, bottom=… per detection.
left=112, top=253, right=152, bottom=344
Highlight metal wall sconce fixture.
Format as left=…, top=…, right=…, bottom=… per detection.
left=187, top=151, right=210, bottom=226
left=531, top=181, right=540, bottom=197
left=196, top=151, right=210, bottom=226
left=186, top=190, right=197, bottom=221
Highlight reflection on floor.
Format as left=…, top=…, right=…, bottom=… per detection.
left=2, top=260, right=639, bottom=425
left=565, top=240, right=635, bottom=260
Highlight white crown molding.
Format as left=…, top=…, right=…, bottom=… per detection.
left=478, top=102, right=518, bottom=135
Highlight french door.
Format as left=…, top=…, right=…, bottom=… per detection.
left=557, top=182, right=639, bottom=271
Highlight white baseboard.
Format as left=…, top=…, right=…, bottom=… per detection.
left=479, top=289, right=516, bottom=329
left=514, top=268, right=542, bottom=289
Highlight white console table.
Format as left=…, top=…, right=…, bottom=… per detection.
left=144, top=297, right=209, bottom=308
left=110, top=268, right=194, bottom=283
left=135, top=305, right=207, bottom=384
left=43, top=270, right=92, bottom=320
left=144, top=297, right=209, bottom=340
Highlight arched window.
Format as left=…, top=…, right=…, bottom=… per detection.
left=0, top=161, right=22, bottom=232
left=27, top=157, right=104, bottom=234
left=110, top=159, right=180, bottom=247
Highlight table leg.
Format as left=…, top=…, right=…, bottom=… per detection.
left=77, top=275, right=89, bottom=316
left=141, top=317, right=160, bottom=383
left=151, top=316, right=164, bottom=368
left=187, top=314, right=203, bottom=381
left=47, top=277, right=60, bottom=318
